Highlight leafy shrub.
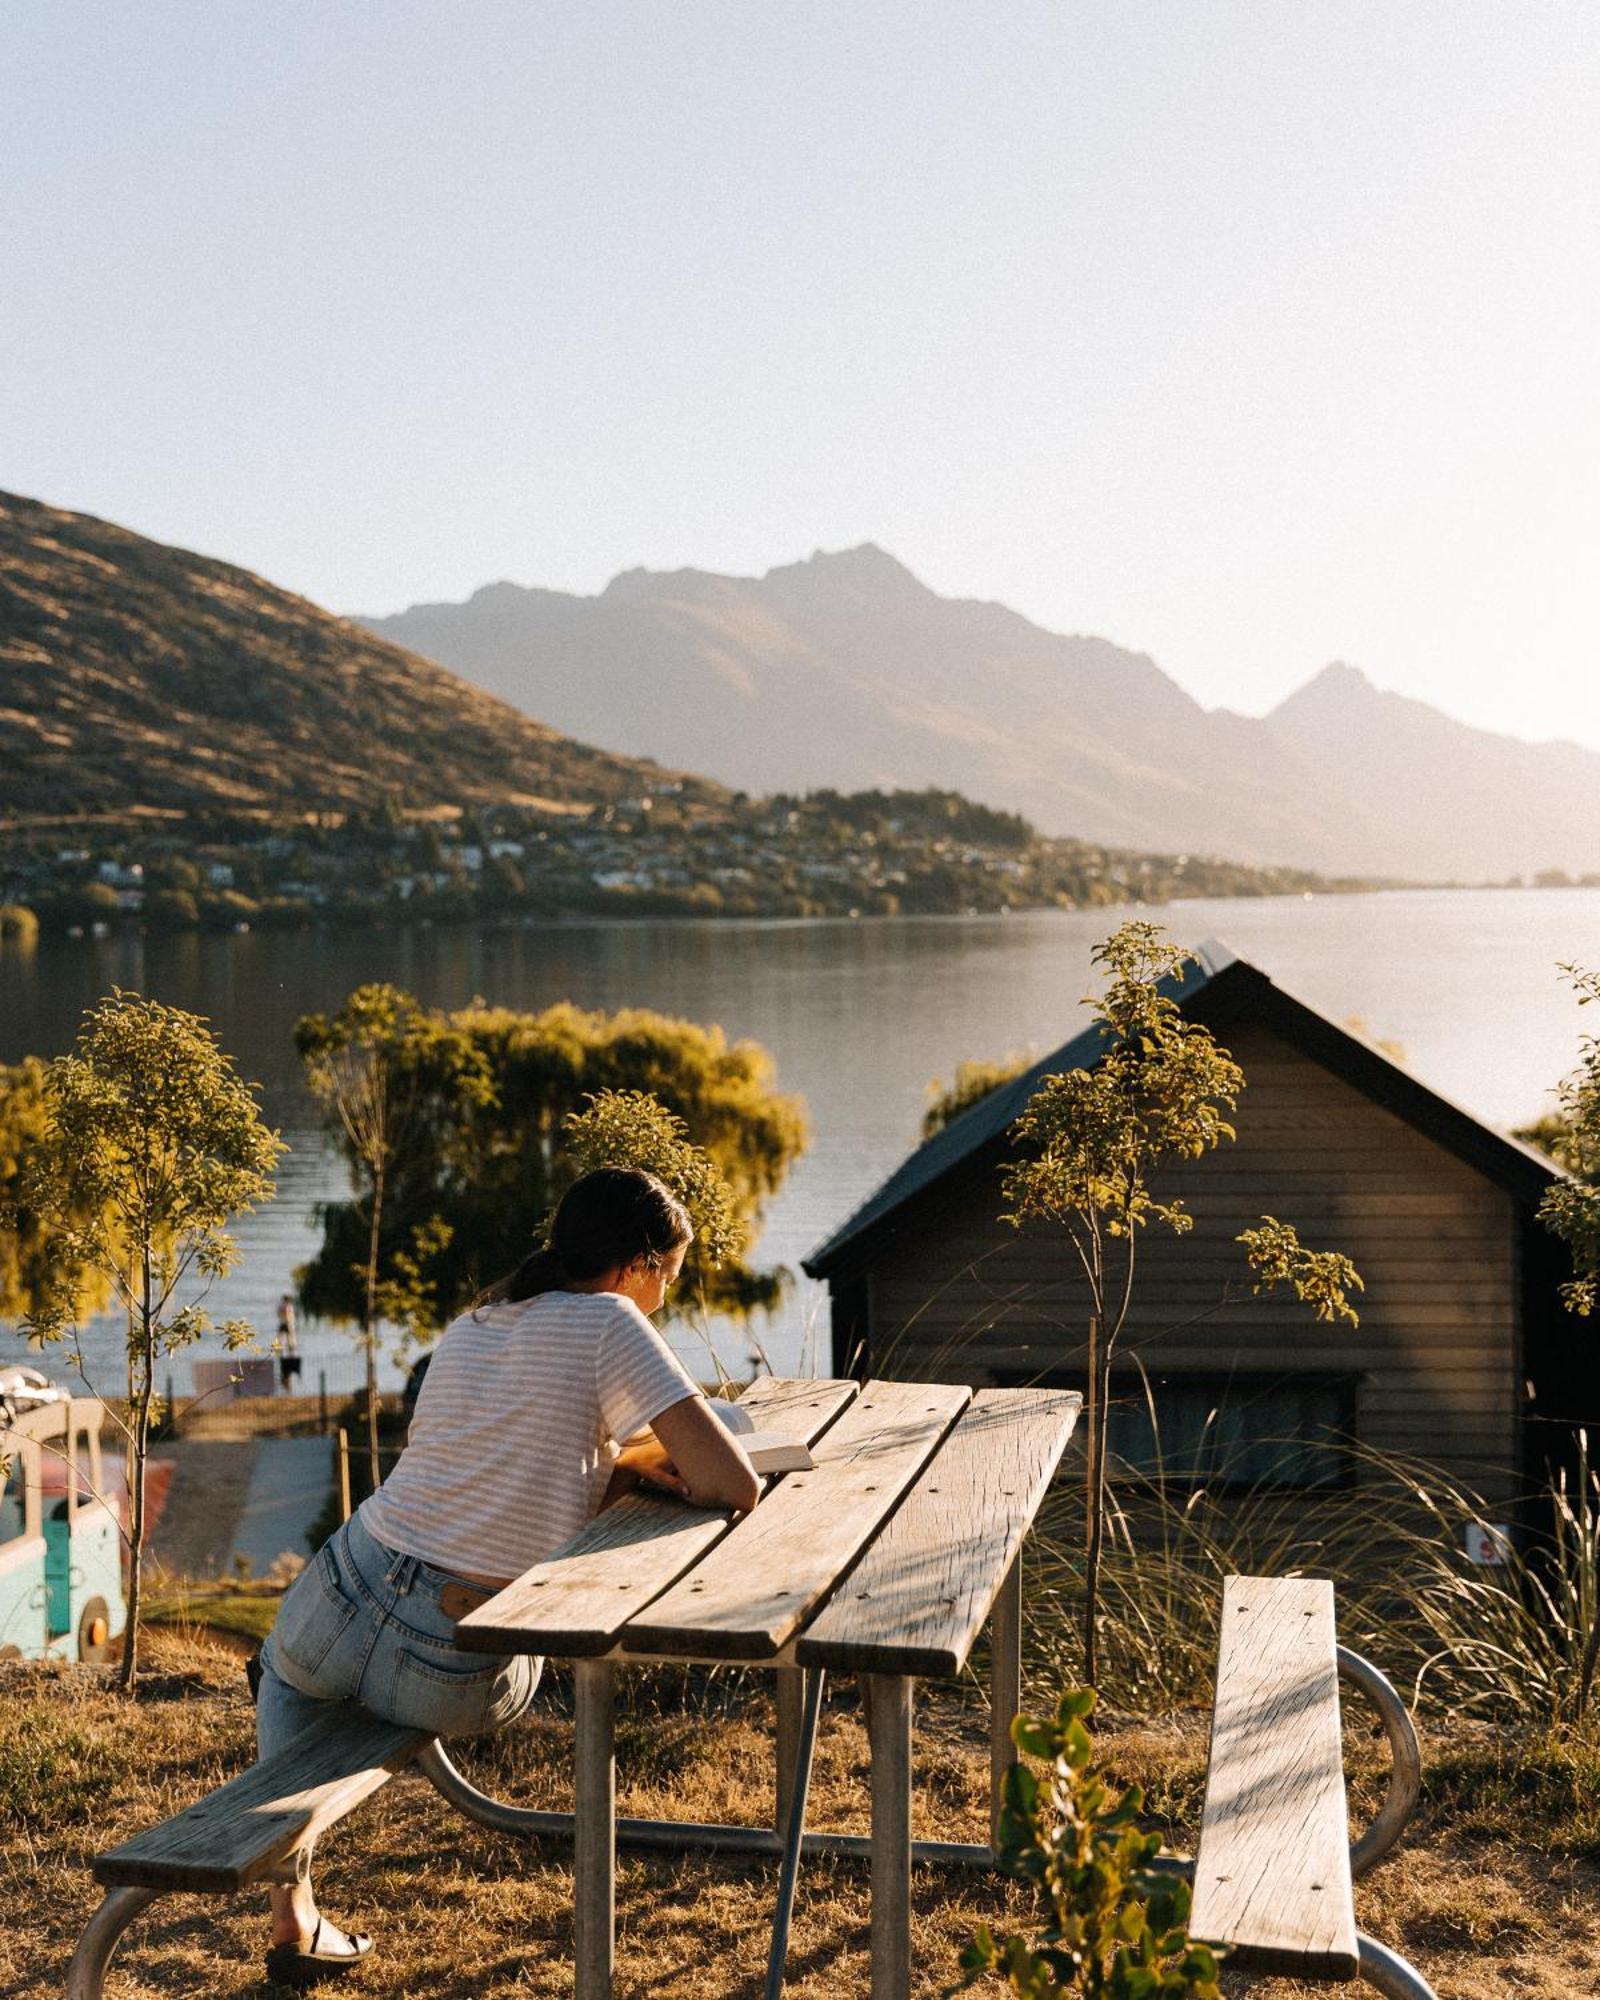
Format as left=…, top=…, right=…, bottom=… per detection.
left=956, top=1688, right=1221, bottom=1998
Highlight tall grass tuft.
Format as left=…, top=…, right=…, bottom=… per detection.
left=1023, top=1382, right=1600, bottom=1730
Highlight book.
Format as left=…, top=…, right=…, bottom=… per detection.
left=707, top=1396, right=815, bottom=1474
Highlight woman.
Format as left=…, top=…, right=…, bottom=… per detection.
left=256, top=1167, right=760, bottom=1986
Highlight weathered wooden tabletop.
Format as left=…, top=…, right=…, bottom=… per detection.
left=454, top=1376, right=1080, bottom=2000
left=457, top=1376, right=1080, bottom=1675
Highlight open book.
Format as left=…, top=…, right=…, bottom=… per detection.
left=707, top=1395, right=815, bottom=1475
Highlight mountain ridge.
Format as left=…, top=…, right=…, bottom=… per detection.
left=362, top=552, right=1600, bottom=880
left=0, top=489, right=719, bottom=823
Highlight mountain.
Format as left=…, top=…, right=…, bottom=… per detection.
left=363, top=550, right=1600, bottom=880
left=0, top=491, right=713, bottom=823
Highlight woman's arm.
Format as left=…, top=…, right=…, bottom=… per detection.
left=647, top=1394, right=761, bottom=1514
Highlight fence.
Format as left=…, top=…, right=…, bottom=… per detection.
left=164, top=1352, right=406, bottom=1441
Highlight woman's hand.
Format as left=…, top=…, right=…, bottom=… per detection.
left=650, top=1395, right=761, bottom=1515
left=614, top=1435, right=691, bottom=1499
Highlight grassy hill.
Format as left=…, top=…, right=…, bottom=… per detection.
left=0, top=490, right=713, bottom=823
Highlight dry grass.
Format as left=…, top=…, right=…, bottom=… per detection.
left=6, top=1632, right=1600, bottom=1999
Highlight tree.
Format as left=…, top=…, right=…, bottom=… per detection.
left=0, top=904, right=39, bottom=948
left=1531, top=963, right=1600, bottom=1311
left=1002, top=924, right=1362, bottom=1686
left=297, top=993, right=808, bottom=1344
left=22, top=993, right=283, bottom=1689
left=0, top=1058, right=114, bottom=1323
left=564, top=1089, right=745, bottom=1304
left=295, top=985, right=493, bottom=1486
left=923, top=1051, right=1034, bottom=1138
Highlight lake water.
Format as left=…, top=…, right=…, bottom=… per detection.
left=2, top=889, right=1595, bottom=1396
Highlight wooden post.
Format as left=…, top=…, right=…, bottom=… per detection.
left=866, top=1672, right=912, bottom=2000
left=574, top=1658, right=616, bottom=2000
left=318, top=1368, right=328, bottom=1435
left=337, top=1429, right=352, bottom=1523
left=775, top=1664, right=804, bottom=1832
left=989, top=1554, right=1022, bottom=1855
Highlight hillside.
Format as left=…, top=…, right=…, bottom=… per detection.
left=365, top=548, right=1600, bottom=881
left=0, top=491, right=712, bottom=823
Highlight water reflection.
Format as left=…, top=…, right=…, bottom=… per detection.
left=0, top=891, right=1591, bottom=1392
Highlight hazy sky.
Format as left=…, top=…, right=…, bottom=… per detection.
left=6, top=3, right=1598, bottom=745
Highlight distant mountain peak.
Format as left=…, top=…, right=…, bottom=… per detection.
left=1270, top=660, right=1381, bottom=721
left=765, top=542, right=928, bottom=595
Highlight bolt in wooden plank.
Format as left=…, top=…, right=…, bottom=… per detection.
left=457, top=1377, right=860, bottom=1655
left=623, top=1380, right=971, bottom=1660
left=796, top=1389, right=1079, bottom=1676
left=1188, top=1575, right=1359, bottom=1980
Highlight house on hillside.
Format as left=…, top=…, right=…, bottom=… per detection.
left=804, top=943, right=1585, bottom=1511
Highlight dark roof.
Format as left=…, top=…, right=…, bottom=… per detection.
left=803, top=937, right=1557, bottom=1279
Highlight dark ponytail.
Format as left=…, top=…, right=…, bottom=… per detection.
left=483, top=1167, right=692, bottom=1306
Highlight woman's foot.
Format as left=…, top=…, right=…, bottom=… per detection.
left=265, top=1915, right=373, bottom=1988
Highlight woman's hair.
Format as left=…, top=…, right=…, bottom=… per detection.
left=484, top=1166, right=693, bottom=1305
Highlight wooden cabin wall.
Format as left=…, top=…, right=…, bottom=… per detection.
left=864, top=1021, right=1521, bottom=1500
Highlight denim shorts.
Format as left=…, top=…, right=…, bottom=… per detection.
left=258, top=1510, right=541, bottom=1757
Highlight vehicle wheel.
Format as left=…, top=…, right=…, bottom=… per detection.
left=77, top=1598, right=116, bottom=1664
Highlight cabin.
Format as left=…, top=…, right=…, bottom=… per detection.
left=804, top=942, right=1587, bottom=1512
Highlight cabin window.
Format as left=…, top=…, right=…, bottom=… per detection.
left=1104, top=1374, right=1354, bottom=1491
left=994, top=1369, right=1356, bottom=1491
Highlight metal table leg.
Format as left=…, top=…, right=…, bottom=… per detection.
left=764, top=1668, right=826, bottom=2000
left=989, top=1554, right=1021, bottom=1854
left=866, top=1673, right=913, bottom=2000
left=574, top=1658, right=615, bottom=2000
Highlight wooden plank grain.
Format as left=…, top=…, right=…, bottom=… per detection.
left=797, top=1388, right=1080, bottom=1675
left=457, top=1376, right=859, bottom=1656
left=1187, top=1576, right=1358, bottom=1980
left=622, top=1380, right=971, bottom=1660
left=94, top=1713, right=425, bottom=1892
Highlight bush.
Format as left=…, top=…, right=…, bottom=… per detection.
left=957, top=1688, right=1221, bottom=1998
left=0, top=904, right=39, bottom=946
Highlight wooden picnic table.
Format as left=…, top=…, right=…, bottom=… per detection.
left=448, top=1375, right=1081, bottom=2000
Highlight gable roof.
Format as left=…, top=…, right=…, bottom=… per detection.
left=803, top=938, right=1557, bottom=1279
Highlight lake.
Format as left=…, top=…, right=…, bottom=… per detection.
left=2, top=889, right=1594, bottom=1395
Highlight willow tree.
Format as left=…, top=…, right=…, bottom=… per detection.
left=1003, top=924, right=1362, bottom=1686
left=297, top=993, right=807, bottom=1344
left=23, top=994, right=282, bottom=1690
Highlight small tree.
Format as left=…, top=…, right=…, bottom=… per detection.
left=1002, top=924, right=1362, bottom=1686
left=295, top=984, right=493, bottom=1486
left=563, top=1088, right=745, bottom=1313
left=22, top=993, right=283, bottom=1689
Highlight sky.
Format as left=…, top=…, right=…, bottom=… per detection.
left=5, top=2, right=1599, bottom=746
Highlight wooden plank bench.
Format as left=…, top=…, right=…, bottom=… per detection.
left=1187, top=1575, right=1436, bottom=2000
left=68, top=1711, right=428, bottom=2000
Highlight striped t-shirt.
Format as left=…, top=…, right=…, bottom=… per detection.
left=360, top=1289, right=700, bottom=1581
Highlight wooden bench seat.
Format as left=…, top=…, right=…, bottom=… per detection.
left=1188, top=1575, right=1435, bottom=1999
left=94, top=1710, right=426, bottom=1893
left=69, top=1712, right=429, bottom=2000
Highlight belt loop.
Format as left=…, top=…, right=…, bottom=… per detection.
left=386, top=1549, right=418, bottom=1594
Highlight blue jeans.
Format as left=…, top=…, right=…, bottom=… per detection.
left=258, top=1511, right=541, bottom=1758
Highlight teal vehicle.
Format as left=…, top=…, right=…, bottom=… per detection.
left=0, top=1391, right=125, bottom=1662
